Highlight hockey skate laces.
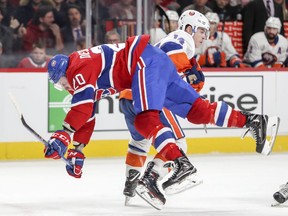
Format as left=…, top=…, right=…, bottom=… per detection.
left=241, top=121, right=259, bottom=140
left=167, top=162, right=180, bottom=180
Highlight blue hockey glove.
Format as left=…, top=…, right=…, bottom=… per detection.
left=229, top=56, right=243, bottom=68
left=184, top=65, right=205, bottom=92
left=206, top=49, right=226, bottom=67
left=66, top=149, right=85, bottom=178
left=44, top=130, right=70, bottom=159
left=212, top=51, right=222, bottom=65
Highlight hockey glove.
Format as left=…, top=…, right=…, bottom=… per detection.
left=66, top=149, right=85, bottom=178
left=184, top=65, right=205, bottom=93
left=206, top=47, right=226, bottom=67
left=45, top=130, right=70, bottom=159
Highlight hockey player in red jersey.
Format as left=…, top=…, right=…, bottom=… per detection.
left=46, top=21, right=279, bottom=210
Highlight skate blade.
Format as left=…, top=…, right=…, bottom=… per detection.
left=135, top=185, right=164, bottom=210
left=241, top=128, right=249, bottom=140
left=164, top=173, right=203, bottom=195
left=271, top=202, right=281, bottom=207
left=261, top=116, right=280, bottom=155
left=124, top=196, right=131, bottom=206
left=271, top=202, right=288, bottom=208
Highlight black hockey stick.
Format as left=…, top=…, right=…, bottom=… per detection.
left=219, top=10, right=226, bottom=52
left=8, top=92, right=72, bottom=166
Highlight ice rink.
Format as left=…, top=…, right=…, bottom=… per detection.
left=1, top=153, right=288, bottom=216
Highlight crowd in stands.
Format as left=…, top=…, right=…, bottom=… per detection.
left=0, top=0, right=287, bottom=68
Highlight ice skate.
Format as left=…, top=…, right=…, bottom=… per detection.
left=123, top=169, right=140, bottom=206
left=162, top=153, right=203, bottom=195
left=272, top=183, right=288, bottom=207
left=241, top=113, right=280, bottom=155
left=135, top=161, right=166, bottom=210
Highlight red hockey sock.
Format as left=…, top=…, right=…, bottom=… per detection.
left=228, top=110, right=247, bottom=128
left=159, top=143, right=183, bottom=161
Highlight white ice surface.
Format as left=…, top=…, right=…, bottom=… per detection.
left=0, top=153, right=288, bottom=216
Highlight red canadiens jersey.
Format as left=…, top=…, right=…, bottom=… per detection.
left=64, top=35, right=150, bottom=138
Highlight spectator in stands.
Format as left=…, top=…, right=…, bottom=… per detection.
left=17, top=41, right=50, bottom=68
left=242, top=0, right=284, bottom=53
left=14, top=0, right=54, bottom=27
left=177, top=0, right=193, bottom=14
left=108, top=0, right=137, bottom=19
left=4, top=7, right=27, bottom=54
left=105, top=29, right=121, bottom=44
left=51, top=0, right=68, bottom=28
left=158, top=0, right=180, bottom=11
left=149, top=6, right=167, bottom=45
left=0, top=42, right=16, bottom=67
left=22, top=5, right=64, bottom=55
left=61, top=4, right=85, bottom=54
left=0, top=7, right=14, bottom=55
left=9, top=0, right=20, bottom=7
left=275, top=0, right=288, bottom=20
left=162, top=10, right=179, bottom=34
left=195, top=12, right=244, bottom=67
left=208, top=0, right=242, bottom=21
left=181, top=0, right=213, bottom=15
left=66, top=0, right=85, bottom=12
left=0, top=0, right=16, bottom=27
left=0, top=6, right=27, bottom=63
left=93, top=0, right=109, bottom=44
left=243, top=17, right=288, bottom=68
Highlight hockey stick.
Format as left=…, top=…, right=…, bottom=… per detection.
left=219, top=10, right=226, bottom=52
left=8, top=92, right=72, bottom=166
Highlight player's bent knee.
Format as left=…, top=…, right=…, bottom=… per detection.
left=134, top=110, right=162, bottom=139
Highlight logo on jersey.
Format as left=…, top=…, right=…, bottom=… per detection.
left=95, top=87, right=117, bottom=100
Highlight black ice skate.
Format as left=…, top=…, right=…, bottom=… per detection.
left=162, top=153, right=203, bottom=195
left=123, top=169, right=140, bottom=206
left=135, top=161, right=166, bottom=210
left=241, top=112, right=280, bottom=155
left=272, top=183, right=288, bottom=207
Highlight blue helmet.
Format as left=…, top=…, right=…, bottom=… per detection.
left=48, top=54, right=69, bottom=84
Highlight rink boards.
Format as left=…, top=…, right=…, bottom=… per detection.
left=1, top=69, right=287, bottom=159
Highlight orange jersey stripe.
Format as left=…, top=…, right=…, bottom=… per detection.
left=125, top=151, right=146, bottom=167
left=169, top=52, right=192, bottom=72
left=162, top=108, right=184, bottom=139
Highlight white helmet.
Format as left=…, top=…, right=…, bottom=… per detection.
left=205, top=12, right=220, bottom=25
left=165, top=10, right=179, bottom=21
left=265, top=17, right=281, bottom=33
left=178, top=10, right=210, bottom=38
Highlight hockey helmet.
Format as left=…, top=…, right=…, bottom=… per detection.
left=48, top=54, right=69, bottom=84
left=165, top=10, right=179, bottom=21
left=205, top=12, right=220, bottom=25
left=265, top=17, right=281, bottom=33
left=178, top=10, right=210, bottom=39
